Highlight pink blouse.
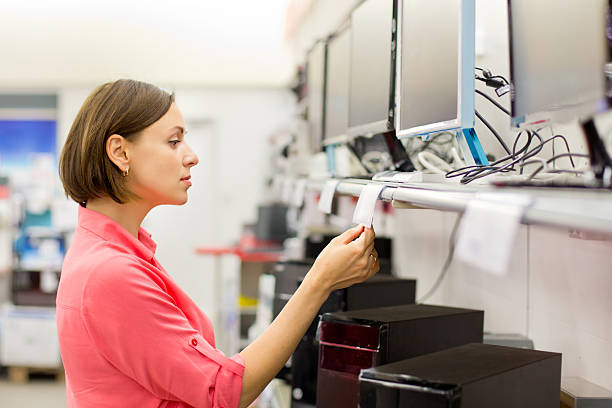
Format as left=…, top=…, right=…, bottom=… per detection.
left=57, top=206, right=244, bottom=408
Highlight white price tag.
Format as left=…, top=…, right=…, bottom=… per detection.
left=290, top=179, right=308, bottom=208
left=455, top=193, right=532, bottom=276
left=271, top=176, right=282, bottom=198
left=318, top=180, right=341, bottom=214
left=280, top=177, right=294, bottom=204
left=352, top=184, right=388, bottom=228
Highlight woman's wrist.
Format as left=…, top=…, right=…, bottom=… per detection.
left=301, top=266, right=333, bottom=303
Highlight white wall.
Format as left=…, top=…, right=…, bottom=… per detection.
left=0, top=1, right=292, bottom=88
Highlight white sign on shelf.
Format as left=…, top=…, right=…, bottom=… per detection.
left=290, top=179, right=308, bottom=208
left=352, top=184, right=388, bottom=228
left=280, top=177, right=294, bottom=204
left=271, top=176, right=283, bottom=199
left=318, top=179, right=341, bottom=214
left=455, top=193, right=532, bottom=276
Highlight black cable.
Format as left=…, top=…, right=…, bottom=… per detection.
left=513, top=130, right=537, bottom=173
left=512, top=130, right=532, bottom=158
left=459, top=133, right=567, bottom=184
left=475, top=110, right=512, bottom=155
left=511, top=130, right=534, bottom=170
left=545, top=169, right=585, bottom=175
left=527, top=153, right=589, bottom=180
left=475, top=67, right=510, bottom=84
left=489, top=75, right=510, bottom=85
left=446, top=129, right=570, bottom=184
left=448, top=130, right=551, bottom=184
left=418, top=214, right=462, bottom=303
left=445, top=130, right=538, bottom=181
left=475, top=67, right=491, bottom=76
left=475, top=89, right=511, bottom=116
left=549, top=134, right=577, bottom=167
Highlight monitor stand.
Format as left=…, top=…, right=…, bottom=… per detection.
left=581, top=117, right=612, bottom=187
left=325, top=145, right=337, bottom=176
left=456, top=128, right=489, bottom=166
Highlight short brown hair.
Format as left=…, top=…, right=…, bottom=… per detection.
left=59, top=79, right=174, bottom=205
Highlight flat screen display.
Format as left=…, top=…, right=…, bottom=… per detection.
left=398, top=0, right=459, bottom=135
left=307, top=41, right=326, bottom=152
left=324, top=26, right=350, bottom=143
left=348, top=0, right=395, bottom=136
left=509, top=0, right=608, bottom=123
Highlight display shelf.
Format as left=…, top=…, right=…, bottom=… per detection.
left=195, top=245, right=283, bottom=263
left=307, top=177, right=612, bottom=235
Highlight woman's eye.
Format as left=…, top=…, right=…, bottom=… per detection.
left=169, top=140, right=180, bottom=147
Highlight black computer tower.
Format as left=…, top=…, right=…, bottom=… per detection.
left=273, top=260, right=313, bottom=319
left=316, top=304, right=484, bottom=408
left=290, top=275, right=416, bottom=406
left=272, top=260, right=313, bottom=383
left=359, top=343, right=562, bottom=408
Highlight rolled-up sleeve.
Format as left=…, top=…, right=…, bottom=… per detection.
left=81, top=256, right=244, bottom=408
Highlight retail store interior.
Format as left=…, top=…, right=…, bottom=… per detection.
left=1, top=0, right=612, bottom=407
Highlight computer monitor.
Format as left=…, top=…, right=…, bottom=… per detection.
left=395, top=0, right=472, bottom=138
left=347, top=0, right=397, bottom=137
left=508, top=0, right=608, bottom=127
left=606, top=0, right=612, bottom=103
left=306, top=40, right=327, bottom=153
left=323, top=24, right=350, bottom=146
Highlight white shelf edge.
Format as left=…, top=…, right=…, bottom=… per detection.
left=306, top=178, right=612, bottom=236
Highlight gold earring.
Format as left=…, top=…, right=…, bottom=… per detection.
left=122, top=167, right=129, bottom=177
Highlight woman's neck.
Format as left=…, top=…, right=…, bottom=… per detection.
left=85, top=197, right=152, bottom=239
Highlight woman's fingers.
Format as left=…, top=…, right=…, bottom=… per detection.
left=352, top=226, right=375, bottom=250
left=367, top=248, right=380, bottom=277
left=365, top=247, right=378, bottom=275
left=363, top=241, right=376, bottom=259
left=338, top=225, right=365, bottom=245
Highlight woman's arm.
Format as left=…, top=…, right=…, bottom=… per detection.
left=238, top=225, right=379, bottom=408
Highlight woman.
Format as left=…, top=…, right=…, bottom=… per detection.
left=57, top=79, right=379, bottom=408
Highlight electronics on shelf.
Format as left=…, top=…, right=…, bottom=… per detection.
left=395, top=0, right=487, bottom=166
left=316, top=304, right=484, bottom=408
left=359, top=343, right=562, bottom=408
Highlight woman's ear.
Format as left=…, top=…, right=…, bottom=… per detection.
left=106, top=134, right=130, bottom=173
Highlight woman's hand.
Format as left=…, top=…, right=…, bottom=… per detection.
left=238, top=224, right=379, bottom=408
left=308, top=225, right=380, bottom=294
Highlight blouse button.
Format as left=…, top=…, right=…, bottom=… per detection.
left=191, top=338, right=198, bottom=347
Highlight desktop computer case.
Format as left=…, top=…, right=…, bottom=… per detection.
left=316, top=304, right=484, bottom=408
left=290, top=275, right=416, bottom=406
left=359, top=343, right=561, bottom=408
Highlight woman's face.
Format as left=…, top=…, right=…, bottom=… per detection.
left=126, top=103, right=199, bottom=206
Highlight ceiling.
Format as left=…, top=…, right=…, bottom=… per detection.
left=0, top=0, right=295, bottom=89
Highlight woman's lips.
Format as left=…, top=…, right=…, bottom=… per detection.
left=181, top=176, right=192, bottom=187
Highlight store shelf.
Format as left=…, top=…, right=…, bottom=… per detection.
left=307, top=177, right=612, bottom=235
left=195, top=245, right=283, bottom=263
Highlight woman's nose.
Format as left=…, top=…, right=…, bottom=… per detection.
left=184, top=144, right=199, bottom=167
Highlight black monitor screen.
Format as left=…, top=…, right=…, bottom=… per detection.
left=508, top=0, right=608, bottom=123
left=398, top=0, right=459, bottom=135
left=324, top=26, right=351, bottom=142
left=307, top=41, right=326, bottom=152
left=348, top=0, right=395, bottom=136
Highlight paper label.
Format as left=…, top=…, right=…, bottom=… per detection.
left=290, top=179, right=308, bottom=207
left=280, top=177, right=294, bottom=204
left=455, top=193, right=531, bottom=276
left=352, top=184, right=387, bottom=228
left=271, top=176, right=282, bottom=199
left=318, top=180, right=341, bottom=214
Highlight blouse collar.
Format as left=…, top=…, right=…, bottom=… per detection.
left=77, top=205, right=157, bottom=262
